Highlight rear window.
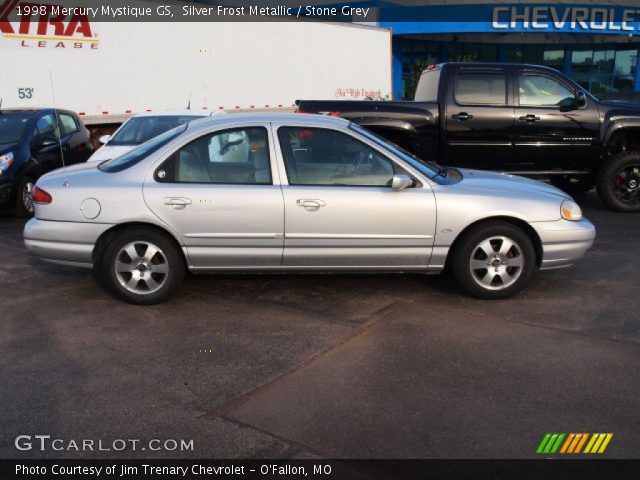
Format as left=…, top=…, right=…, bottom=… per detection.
left=455, top=72, right=507, bottom=105
left=414, top=68, right=441, bottom=101
left=109, top=115, right=203, bottom=146
left=99, top=124, right=186, bottom=173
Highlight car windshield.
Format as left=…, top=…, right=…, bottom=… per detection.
left=99, top=124, right=187, bottom=173
left=108, top=115, right=203, bottom=146
left=0, top=112, right=32, bottom=145
left=348, top=123, right=445, bottom=179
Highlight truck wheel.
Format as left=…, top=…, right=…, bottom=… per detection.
left=99, top=227, right=185, bottom=304
left=550, top=174, right=595, bottom=195
left=14, top=176, right=35, bottom=218
left=596, top=152, right=640, bottom=212
left=451, top=222, right=536, bottom=300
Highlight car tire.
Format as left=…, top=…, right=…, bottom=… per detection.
left=14, top=175, right=35, bottom=218
left=451, top=222, right=537, bottom=300
left=550, top=174, right=595, bottom=195
left=596, top=151, right=640, bottom=212
left=99, top=227, right=185, bottom=305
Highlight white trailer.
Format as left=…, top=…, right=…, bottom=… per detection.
left=1, top=16, right=392, bottom=132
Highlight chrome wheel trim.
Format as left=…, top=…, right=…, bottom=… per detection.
left=469, top=236, right=524, bottom=291
left=22, top=180, right=34, bottom=213
left=115, top=241, right=169, bottom=295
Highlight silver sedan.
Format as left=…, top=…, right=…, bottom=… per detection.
left=24, top=114, right=596, bottom=304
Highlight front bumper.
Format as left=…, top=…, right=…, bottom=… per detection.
left=23, top=218, right=114, bottom=267
left=530, top=218, right=596, bottom=270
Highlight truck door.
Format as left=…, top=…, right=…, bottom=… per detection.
left=512, top=69, right=600, bottom=172
left=443, top=67, right=515, bottom=170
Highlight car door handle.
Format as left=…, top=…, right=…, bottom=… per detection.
left=452, top=112, right=473, bottom=121
left=163, top=197, right=192, bottom=207
left=519, top=114, right=541, bottom=123
left=297, top=199, right=326, bottom=210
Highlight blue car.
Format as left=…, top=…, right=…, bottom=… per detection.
left=0, top=108, right=94, bottom=217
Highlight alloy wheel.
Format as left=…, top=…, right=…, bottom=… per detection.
left=469, top=236, right=524, bottom=291
left=22, top=181, right=34, bottom=213
left=115, top=241, right=169, bottom=294
left=613, top=165, right=640, bottom=206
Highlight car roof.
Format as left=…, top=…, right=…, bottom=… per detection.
left=187, top=112, right=350, bottom=130
left=130, top=109, right=224, bottom=118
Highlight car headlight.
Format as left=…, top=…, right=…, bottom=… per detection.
left=0, top=152, right=14, bottom=174
left=561, top=199, right=582, bottom=221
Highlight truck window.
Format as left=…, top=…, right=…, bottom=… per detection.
left=455, top=73, right=506, bottom=105
left=518, top=74, right=574, bottom=107
left=414, top=68, right=441, bottom=101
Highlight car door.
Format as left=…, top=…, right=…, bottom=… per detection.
left=143, top=125, right=284, bottom=269
left=512, top=69, right=601, bottom=171
left=30, top=113, right=63, bottom=175
left=443, top=67, right=515, bottom=169
left=274, top=124, right=436, bottom=269
left=57, top=112, right=89, bottom=164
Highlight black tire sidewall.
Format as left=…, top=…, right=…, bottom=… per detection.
left=452, top=222, right=536, bottom=300
left=100, top=228, right=185, bottom=304
left=597, top=152, right=640, bottom=212
left=13, top=175, right=35, bottom=218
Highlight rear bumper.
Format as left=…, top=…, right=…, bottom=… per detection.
left=530, top=218, right=596, bottom=270
left=23, top=218, right=114, bottom=267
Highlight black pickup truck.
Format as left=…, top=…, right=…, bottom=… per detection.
left=297, top=62, right=640, bottom=212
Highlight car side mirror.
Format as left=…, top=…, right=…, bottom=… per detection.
left=576, top=91, right=587, bottom=108
left=98, top=135, right=111, bottom=145
left=392, top=174, right=414, bottom=191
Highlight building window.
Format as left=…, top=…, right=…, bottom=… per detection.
left=570, top=47, right=637, bottom=94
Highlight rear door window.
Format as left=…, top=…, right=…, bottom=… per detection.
left=155, top=127, right=271, bottom=184
left=455, top=72, right=507, bottom=105
left=58, top=113, right=79, bottom=136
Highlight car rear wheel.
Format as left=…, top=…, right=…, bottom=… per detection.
left=550, top=174, right=595, bottom=195
left=14, top=176, right=35, bottom=218
left=596, top=151, right=640, bottom=212
left=99, top=228, right=185, bottom=304
left=451, top=222, right=536, bottom=300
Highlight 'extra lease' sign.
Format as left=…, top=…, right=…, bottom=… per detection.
left=492, top=5, right=640, bottom=33
left=0, top=0, right=98, bottom=49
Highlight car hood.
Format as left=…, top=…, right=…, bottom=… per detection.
left=456, top=169, right=570, bottom=200
left=87, top=145, right=135, bottom=162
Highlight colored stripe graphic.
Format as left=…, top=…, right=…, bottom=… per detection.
left=537, top=433, right=565, bottom=454
left=541, top=433, right=613, bottom=454
left=584, top=433, right=613, bottom=454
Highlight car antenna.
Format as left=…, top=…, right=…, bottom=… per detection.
left=49, top=71, right=65, bottom=167
left=187, top=91, right=192, bottom=110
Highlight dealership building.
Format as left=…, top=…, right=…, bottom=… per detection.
left=368, top=0, right=640, bottom=99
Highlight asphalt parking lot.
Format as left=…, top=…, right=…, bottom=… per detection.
left=1, top=191, right=639, bottom=460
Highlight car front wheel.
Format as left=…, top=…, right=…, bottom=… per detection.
left=451, top=222, right=537, bottom=300
left=14, top=175, right=35, bottom=218
left=99, top=227, right=185, bottom=304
